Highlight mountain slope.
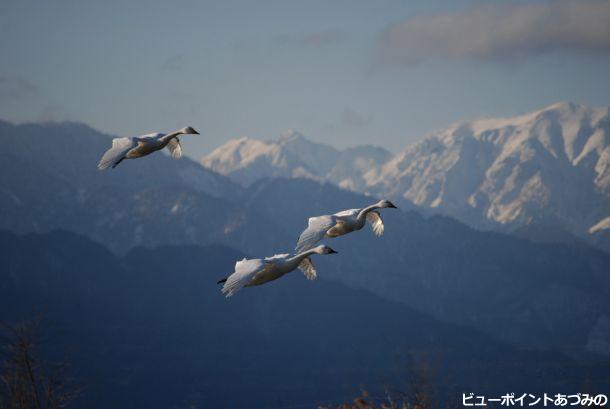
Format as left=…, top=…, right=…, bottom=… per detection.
left=201, top=129, right=391, bottom=191
left=238, top=178, right=610, bottom=357
left=3, top=119, right=610, bottom=358
left=201, top=103, right=610, bottom=251
left=0, top=120, right=289, bottom=254
left=0, top=120, right=239, bottom=198
left=2, top=230, right=608, bottom=408
left=367, top=102, right=610, bottom=244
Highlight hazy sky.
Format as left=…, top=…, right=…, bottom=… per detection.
left=2, top=0, right=610, bottom=157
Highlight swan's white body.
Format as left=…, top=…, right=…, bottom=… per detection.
left=97, top=126, right=199, bottom=170
left=295, top=200, right=397, bottom=253
left=219, top=245, right=337, bottom=297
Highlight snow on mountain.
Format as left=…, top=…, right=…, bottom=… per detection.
left=201, top=129, right=392, bottom=191
left=367, top=102, right=610, bottom=240
left=201, top=103, right=610, bottom=250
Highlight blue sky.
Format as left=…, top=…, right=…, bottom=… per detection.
left=2, top=0, right=610, bottom=157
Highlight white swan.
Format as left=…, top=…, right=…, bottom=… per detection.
left=295, top=199, right=397, bottom=253
left=217, top=245, right=338, bottom=297
left=97, top=126, right=200, bottom=170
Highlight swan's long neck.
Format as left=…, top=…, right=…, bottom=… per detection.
left=159, top=130, right=182, bottom=144
left=357, top=204, right=379, bottom=222
left=289, top=249, right=318, bottom=264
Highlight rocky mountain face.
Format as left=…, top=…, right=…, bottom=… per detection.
left=201, top=103, right=610, bottom=251
left=368, top=102, right=610, bottom=244
left=201, top=129, right=391, bottom=191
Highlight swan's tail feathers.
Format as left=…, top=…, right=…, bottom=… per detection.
left=217, top=278, right=227, bottom=284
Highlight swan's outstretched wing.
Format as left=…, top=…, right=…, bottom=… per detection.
left=295, top=215, right=336, bottom=253
left=97, top=137, right=137, bottom=170
left=221, top=258, right=268, bottom=297
left=298, top=257, right=317, bottom=280
left=265, top=253, right=290, bottom=262
left=166, top=137, right=182, bottom=159
left=366, top=211, right=384, bottom=236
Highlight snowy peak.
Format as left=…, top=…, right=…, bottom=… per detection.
left=201, top=103, right=610, bottom=251
left=201, top=130, right=391, bottom=190
left=278, top=128, right=310, bottom=144
left=201, top=135, right=316, bottom=186
left=369, top=102, right=610, bottom=240
left=464, top=102, right=609, bottom=161
left=203, top=137, right=277, bottom=170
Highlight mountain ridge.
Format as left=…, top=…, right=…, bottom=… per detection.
left=201, top=102, right=610, bottom=251
left=2, top=115, right=610, bottom=358
left=201, top=129, right=392, bottom=191
left=2, top=228, right=609, bottom=407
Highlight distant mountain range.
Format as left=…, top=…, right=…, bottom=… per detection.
left=2, top=229, right=608, bottom=407
left=202, top=102, right=610, bottom=252
left=1, top=118, right=609, bottom=360
left=3, top=111, right=610, bottom=407
left=0, top=120, right=285, bottom=255
left=202, top=129, right=392, bottom=191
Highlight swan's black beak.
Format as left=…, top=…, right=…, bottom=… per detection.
left=388, top=202, right=398, bottom=209
left=194, top=130, right=200, bottom=135
left=217, top=278, right=227, bottom=284
left=329, top=248, right=338, bottom=254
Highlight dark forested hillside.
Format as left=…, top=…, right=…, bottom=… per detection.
left=1, top=230, right=608, bottom=408
left=239, top=178, right=610, bottom=357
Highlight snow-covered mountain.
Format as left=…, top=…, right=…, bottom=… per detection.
left=201, top=102, right=610, bottom=251
left=3, top=119, right=610, bottom=357
left=367, top=102, right=610, bottom=244
left=201, top=130, right=391, bottom=191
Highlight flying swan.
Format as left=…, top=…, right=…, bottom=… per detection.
left=97, top=126, right=200, bottom=170
left=295, top=199, right=397, bottom=253
left=217, top=245, right=338, bottom=297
